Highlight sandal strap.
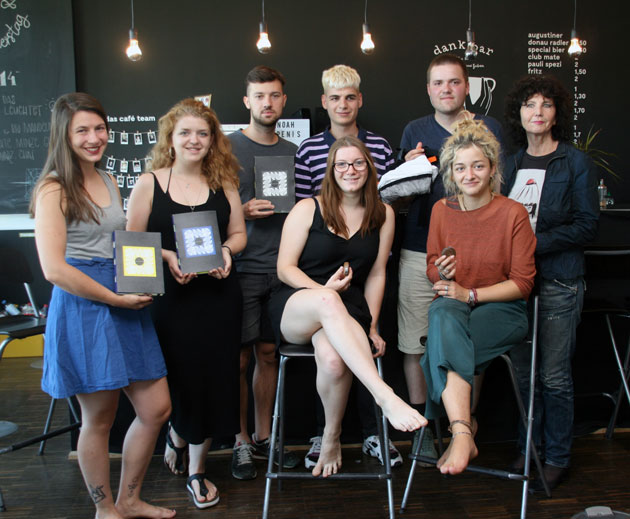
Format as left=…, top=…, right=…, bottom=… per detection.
left=448, top=419, right=473, bottom=434
left=187, top=473, right=209, bottom=498
left=165, top=424, right=187, bottom=473
left=452, top=430, right=472, bottom=437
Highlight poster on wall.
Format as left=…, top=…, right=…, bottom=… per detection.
left=0, top=0, right=75, bottom=226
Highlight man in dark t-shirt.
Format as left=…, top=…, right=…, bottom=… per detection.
left=228, top=66, right=299, bottom=480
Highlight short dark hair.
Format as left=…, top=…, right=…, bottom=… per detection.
left=426, top=53, right=468, bottom=83
left=245, top=65, right=286, bottom=93
left=504, top=75, right=572, bottom=147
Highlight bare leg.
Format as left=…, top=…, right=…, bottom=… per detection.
left=75, top=390, right=122, bottom=519
left=280, top=288, right=426, bottom=432
left=403, top=353, right=427, bottom=405
left=235, top=347, right=253, bottom=445
left=252, top=341, right=278, bottom=440
left=311, top=329, right=352, bottom=477
left=188, top=439, right=218, bottom=505
left=437, top=371, right=478, bottom=475
left=116, top=378, right=176, bottom=519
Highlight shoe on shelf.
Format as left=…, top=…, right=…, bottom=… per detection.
left=362, top=435, right=403, bottom=467
left=411, top=427, right=438, bottom=468
left=529, top=463, right=568, bottom=493
left=251, top=434, right=300, bottom=469
left=231, top=441, right=256, bottom=480
left=304, top=436, right=322, bottom=469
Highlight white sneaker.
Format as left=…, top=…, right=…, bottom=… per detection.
left=304, top=436, right=322, bottom=469
left=362, top=435, right=403, bottom=467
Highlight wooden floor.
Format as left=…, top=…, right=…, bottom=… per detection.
left=1, top=357, right=629, bottom=519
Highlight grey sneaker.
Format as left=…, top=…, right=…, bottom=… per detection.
left=304, top=436, right=322, bottom=469
left=231, top=441, right=256, bottom=480
left=251, top=434, right=300, bottom=469
left=412, top=427, right=438, bottom=468
left=362, top=435, right=403, bottom=467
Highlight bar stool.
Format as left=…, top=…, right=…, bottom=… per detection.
left=0, top=247, right=81, bottom=512
left=401, top=295, right=549, bottom=519
left=582, top=248, right=630, bottom=438
left=262, top=343, right=394, bottom=519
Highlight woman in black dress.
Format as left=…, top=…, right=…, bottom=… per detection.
left=270, top=136, right=426, bottom=478
left=127, top=99, right=246, bottom=508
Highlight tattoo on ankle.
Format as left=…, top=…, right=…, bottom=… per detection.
left=127, top=477, right=139, bottom=497
left=89, top=484, right=106, bottom=504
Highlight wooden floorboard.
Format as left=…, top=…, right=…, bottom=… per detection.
left=1, top=357, right=629, bottom=518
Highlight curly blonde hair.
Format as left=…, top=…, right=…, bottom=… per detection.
left=439, top=119, right=502, bottom=196
left=150, top=98, right=239, bottom=191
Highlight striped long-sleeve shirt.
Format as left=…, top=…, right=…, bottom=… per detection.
left=294, top=127, right=394, bottom=199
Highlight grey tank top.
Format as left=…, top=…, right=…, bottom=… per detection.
left=65, top=170, right=127, bottom=260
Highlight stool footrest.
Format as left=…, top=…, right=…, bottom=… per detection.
left=408, top=454, right=529, bottom=481
left=266, top=471, right=391, bottom=481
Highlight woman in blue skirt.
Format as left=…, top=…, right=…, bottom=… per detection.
left=30, top=93, right=175, bottom=519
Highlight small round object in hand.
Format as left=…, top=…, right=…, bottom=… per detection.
left=343, top=261, right=350, bottom=277
left=441, top=246, right=456, bottom=257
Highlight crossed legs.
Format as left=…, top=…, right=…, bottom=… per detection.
left=423, top=297, right=528, bottom=475
left=280, top=288, right=426, bottom=477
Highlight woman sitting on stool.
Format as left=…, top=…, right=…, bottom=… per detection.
left=422, top=119, right=536, bottom=475
left=269, top=135, right=426, bottom=478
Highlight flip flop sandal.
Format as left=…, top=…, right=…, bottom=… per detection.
left=186, top=473, right=220, bottom=509
left=164, top=423, right=187, bottom=476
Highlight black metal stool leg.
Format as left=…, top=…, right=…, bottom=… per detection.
left=263, top=354, right=288, bottom=519
left=400, top=427, right=425, bottom=512
left=605, top=316, right=630, bottom=439
left=38, top=398, right=57, bottom=455
left=375, top=357, right=394, bottom=519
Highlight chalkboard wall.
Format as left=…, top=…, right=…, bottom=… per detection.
left=0, top=0, right=75, bottom=216
left=70, top=0, right=626, bottom=208
left=0, top=0, right=626, bottom=219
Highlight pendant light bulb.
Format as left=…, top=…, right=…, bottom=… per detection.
left=257, top=22, right=271, bottom=54
left=361, top=23, right=375, bottom=55
left=464, top=29, right=477, bottom=61
left=126, top=28, right=142, bottom=61
left=568, top=28, right=583, bottom=56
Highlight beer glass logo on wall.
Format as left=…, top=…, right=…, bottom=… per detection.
left=467, top=76, right=496, bottom=115
left=432, top=39, right=496, bottom=115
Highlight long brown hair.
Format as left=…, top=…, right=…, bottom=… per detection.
left=150, top=98, right=239, bottom=191
left=320, top=135, right=385, bottom=238
left=29, top=93, right=109, bottom=224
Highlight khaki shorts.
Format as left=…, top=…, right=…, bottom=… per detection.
left=397, top=249, right=434, bottom=355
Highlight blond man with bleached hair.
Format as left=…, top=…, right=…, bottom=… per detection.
left=321, top=64, right=361, bottom=92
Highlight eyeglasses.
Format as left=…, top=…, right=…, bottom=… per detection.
left=333, top=159, right=368, bottom=173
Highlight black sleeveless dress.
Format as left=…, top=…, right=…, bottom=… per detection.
left=147, top=172, right=241, bottom=444
left=268, top=198, right=380, bottom=345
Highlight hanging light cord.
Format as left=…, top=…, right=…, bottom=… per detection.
left=262, top=0, right=266, bottom=25
left=364, top=0, right=368, bottom=24
left=130, top=0, right=135, bottom=29
left=573, top=0, right=577, bottom=30
left=468, top=0, right=472, bottom=30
